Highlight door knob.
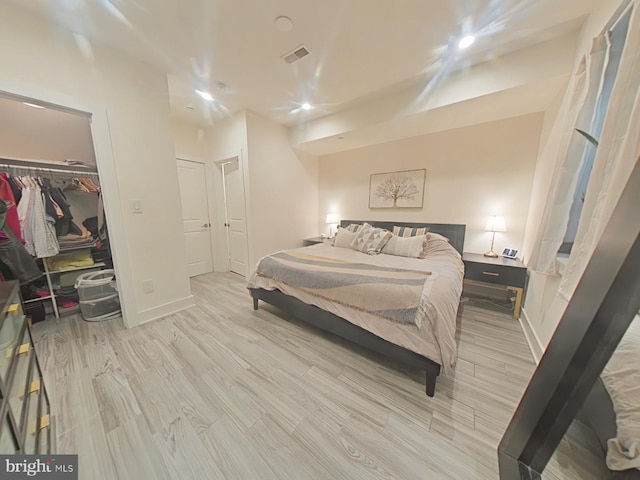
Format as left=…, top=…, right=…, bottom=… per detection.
left=202, top=223, right=210, bottom=228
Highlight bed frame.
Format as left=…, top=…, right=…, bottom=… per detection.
left=250, top=220, right=466, bottom=397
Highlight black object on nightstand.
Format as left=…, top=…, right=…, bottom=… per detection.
left=462, top=252, right=527, bottom=319
left=303, top=237, right=327, bottom=246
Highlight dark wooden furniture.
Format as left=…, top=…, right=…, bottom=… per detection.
left=302, top=237, right=327, bottom=246
left=0, top=281, right=52, bottom=454
left=462, top=253, right=527, bottom=319
left=250, top=220, right=466, bottom=397
left=577, top=380, right=640, bottom=479
left=498, top=154, right=640, bottom=479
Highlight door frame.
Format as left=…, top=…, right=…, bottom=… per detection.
left=0, top=82, right=135, bottom=327
left=211, top=151, right=250, bottom=276
left=176, top=155, right=215, bottom=276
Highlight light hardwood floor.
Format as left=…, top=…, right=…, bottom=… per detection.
left=31, top=272, right=608, bottom=480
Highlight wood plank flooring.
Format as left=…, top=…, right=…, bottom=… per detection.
left=31, top=272, right=608, bottom=480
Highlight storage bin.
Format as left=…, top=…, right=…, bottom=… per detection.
left=75, top=270, right=121, bottom=322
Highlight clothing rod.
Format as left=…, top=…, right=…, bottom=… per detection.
left=0, top=162, right=99, bottom=178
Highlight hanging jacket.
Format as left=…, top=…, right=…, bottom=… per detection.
left=0, top=173, right=24, bottom=243
left=0, top=199, right=42, bottom=283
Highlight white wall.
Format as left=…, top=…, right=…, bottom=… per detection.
left=207, top=111, right=319, bottom=274
left=208, top=112, right=248, bottom=272
left=0, top=3, right=192, bottom=325
left=171, top=119, right=209, bottom=159
left=245, top=112, right=319, bottom=263
left=521, top=0, right=628, bottom=354
left=319, top=113, right=543, bottom=253
left=0, top=96, right=96, bottom=164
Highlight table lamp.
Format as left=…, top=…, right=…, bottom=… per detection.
left=484, top=215, right=506, bottom=258
left=325, top=213, right=339, bottom=238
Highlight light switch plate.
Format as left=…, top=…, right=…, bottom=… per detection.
left=131, top=199, right=143, bottom=214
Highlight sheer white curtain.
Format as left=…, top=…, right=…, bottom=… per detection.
left=559, top=3, right=640, bottom=300
left=528, top=34, right=611, bottom=274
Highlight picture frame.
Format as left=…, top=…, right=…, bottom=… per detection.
left=369, top=169, right=426, bottom=209
left=502, top=248, right=518, bottom=259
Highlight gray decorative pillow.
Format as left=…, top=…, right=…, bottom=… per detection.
left=344, top=223, right=363, bottom=233
left=393, top=226, right=429, bottom=237
left=350, top=223, right=392, bottom=255
left=333, top=229, right=358, bottom=248
left=382, top=234, right=427, bottom=258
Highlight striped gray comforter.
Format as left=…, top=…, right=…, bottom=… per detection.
left=255, top=250, right=431, bottom=327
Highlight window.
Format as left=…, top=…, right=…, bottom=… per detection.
left=559, top=8, right=631, bottom=255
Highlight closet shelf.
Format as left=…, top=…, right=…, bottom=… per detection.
left=58, top=242, right=97, bottom=253
left=24, top=296, right=53, bottom=304
left=47, top=262, right=106, bottom=275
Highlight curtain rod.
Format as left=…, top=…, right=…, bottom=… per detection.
left=0, top=159, right=99, bottom=178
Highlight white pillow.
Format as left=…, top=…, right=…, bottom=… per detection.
left=333, top=229, right=358, bottom=248
left=420, top=233, right=453, bottom=258
left=428, top=232, right=450, bottom=243
left=381, top=234, right=427, bottom=258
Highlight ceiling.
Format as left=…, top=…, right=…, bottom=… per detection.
left=8, top=0, right=597, bottom=140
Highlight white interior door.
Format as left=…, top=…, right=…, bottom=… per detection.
left=222, top=158, right=249, bottom=276
left=177, top=159, right=213, bottom=277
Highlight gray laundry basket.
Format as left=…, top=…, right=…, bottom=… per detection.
left=75, top=269, right=121, bottom=322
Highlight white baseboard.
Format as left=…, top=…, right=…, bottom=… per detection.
left=132, top=295, right=196, bottom=327
left=519, top=307, right=544, bottom=364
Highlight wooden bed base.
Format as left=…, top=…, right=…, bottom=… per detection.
left=249, top=220, right=465, bottom=397
left=250, top=287, right=441, bottom=396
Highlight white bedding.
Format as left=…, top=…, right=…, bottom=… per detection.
left=601, top=314, right=640, bottom=471
left=247, top=242, right=464, bottom=376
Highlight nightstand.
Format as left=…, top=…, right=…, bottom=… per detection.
left=303, top=237, right=327, bottom=246
left=462, top=252, right=527, bottom=319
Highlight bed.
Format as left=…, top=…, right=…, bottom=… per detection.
left=578, top=315, right=640, bottom=479
left=247, top=220, right=465, bottom=397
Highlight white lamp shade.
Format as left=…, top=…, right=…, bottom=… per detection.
left=325, top=213, right=339, bottom=225
left=485, top=215, right=506, bottom=233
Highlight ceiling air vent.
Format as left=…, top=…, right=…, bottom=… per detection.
left=282, top=45, right=310, bottom=64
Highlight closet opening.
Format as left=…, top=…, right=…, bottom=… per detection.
left=0, top=91, right=124, bottom=326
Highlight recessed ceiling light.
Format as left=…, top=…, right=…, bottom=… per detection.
left=275, top=16, right=293, bottom=32
left=195, top=89, right=214, bottom=102
left=301, top=103, right=312, bottom=110
left=458, top=35, right=476, bottom=49
left=23, top=102, right=44, bottom=109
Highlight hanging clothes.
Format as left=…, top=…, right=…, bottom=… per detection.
left=6, top=175, right=21, bottom=204
left=16, top=177, right=59, bottom=258
left=0, top=199, right=42, bottom=283
left=34, top=185, right=59, bottom=258
left=16, top=180, right=34, bottom=254
left=48, top=184, right=81, bottom=237
left=0, top=173, right=24, bottom=243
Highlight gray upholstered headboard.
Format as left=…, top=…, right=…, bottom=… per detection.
left=339, top=220, right=466, bottom=255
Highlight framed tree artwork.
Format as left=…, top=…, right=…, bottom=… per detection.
left=369, top=169, right=426, bottom=209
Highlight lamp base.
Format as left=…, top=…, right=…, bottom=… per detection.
left=483, top=250, right=499, bottom=258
